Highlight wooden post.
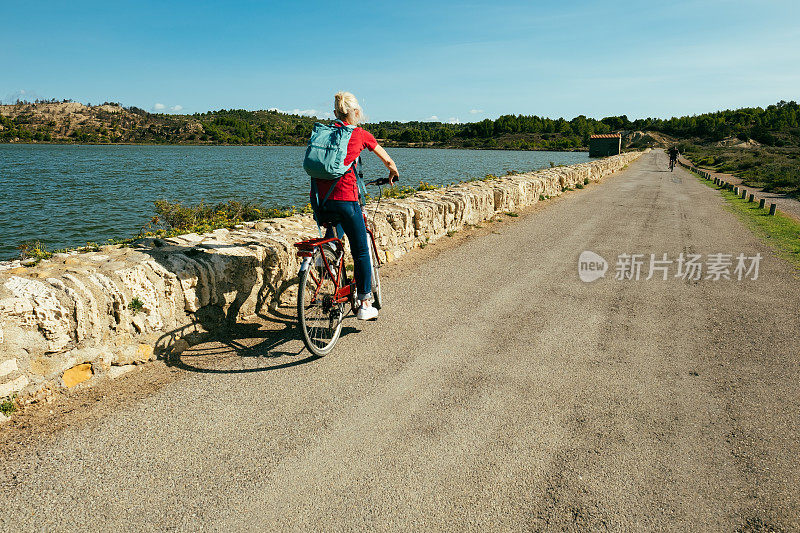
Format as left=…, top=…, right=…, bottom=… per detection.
left=748, top=193, right=754, bottom=202
left=759, top=198, right=766, bottom=209
left=740, top=189, right=747, bottom=199
left=769, top=203, right=777, bottom=216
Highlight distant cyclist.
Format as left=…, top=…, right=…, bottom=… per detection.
left=668, top=146, right=679, bottom=171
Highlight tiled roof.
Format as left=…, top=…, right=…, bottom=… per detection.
left=590, top=133, right=621, bottom=139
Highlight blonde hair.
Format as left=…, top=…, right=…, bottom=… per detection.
left=334, top=91, right=364, bottom=125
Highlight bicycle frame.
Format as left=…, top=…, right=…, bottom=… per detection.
left=365, top=215, right=382, bottom=270
left=294, top=236, right=354, bottom=306
left=294, top=173, right=389, bottom=331
left=294, top=179, right=390, bottom=355
left=294, top=209, right=381, bottom=302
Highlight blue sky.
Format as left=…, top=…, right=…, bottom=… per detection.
left=2, top=0, right=798, bottom=122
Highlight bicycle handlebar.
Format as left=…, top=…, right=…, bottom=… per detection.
left=367, top=176, right=399, bottom=186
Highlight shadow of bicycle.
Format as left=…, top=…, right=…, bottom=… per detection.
left=167, top=301, right=359, bottom=375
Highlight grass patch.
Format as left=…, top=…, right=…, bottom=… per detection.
left=505, top=211, right=519, bottom=217
left=153, top=199, right=307, bottom=232
left=416, top=181, right=439, bottom=191
left=575, top=182, right=584, bottom=189
left=128, top=297, right=145, bottom=314
left=382, top=184, right=418, bottom=199
left=682, top=144, right=800, bottom=198
left=690, top=170, right=800, bottom=268
left=17, top=240, right=54, bottom=265
left=15, top=199, right=315, bottom=262
left=0, top=396, right=17, bottom=416
left=446, top=229, right=458, bottom=237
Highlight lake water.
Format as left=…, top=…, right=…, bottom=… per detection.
left=0, top=145, right=590, bottom=259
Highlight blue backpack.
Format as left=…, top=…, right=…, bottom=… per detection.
left=303, top=120, right=365, bottom=209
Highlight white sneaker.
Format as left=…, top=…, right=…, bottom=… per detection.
left=356, top=301, right=379, bottom=321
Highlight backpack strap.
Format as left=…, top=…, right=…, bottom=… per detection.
left=354, top=156, right=367, bottom=205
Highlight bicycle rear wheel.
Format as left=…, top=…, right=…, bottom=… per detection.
left=298, top=246, right=344, bottom=356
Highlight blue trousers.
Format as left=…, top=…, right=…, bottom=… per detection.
left=317, top=200, right=372, bottom=301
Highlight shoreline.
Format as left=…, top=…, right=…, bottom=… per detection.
left=0, top=141, right=590, bottom=153
left=1, top=147, right=601, bottom=262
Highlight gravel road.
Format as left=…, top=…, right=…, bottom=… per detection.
left=2, top=150, right=798, bottom=531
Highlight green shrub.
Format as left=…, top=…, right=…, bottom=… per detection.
left=18, top=240, right=53, bottom=264
left=128, top=297, right=145, bottom=314
left=382, top=184, right=417, bottom=199
left=416, top=181, right=438, bottom=191
left=0, top=396, right=17, bottom=416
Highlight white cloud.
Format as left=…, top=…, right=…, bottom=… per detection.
left=469, top=109, right=483, bottom=114
left=269, top=107, right=332, bottom=119
left=448, top=117, right=461, bottom=124
left=153, top=103, right=166, bottom=111
left=170, top=105, right=183, bottom=112
left=3, top=89, right=41, bottom=103
left=426, top=115, right=439, bottom=121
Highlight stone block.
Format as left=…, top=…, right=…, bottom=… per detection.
left=0, top=375, right=29, bottom=398
left=0, top=358, right=17, bottom=379
left=108, top=365, right=136, bottom=379
left=170, top=339, right=190, bottom=356
left=114, top=343, right=155, bottom=366
left=63, top=363, right=93, bottom=388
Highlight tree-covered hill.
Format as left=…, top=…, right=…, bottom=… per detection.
left=0, top=101, right=320, bottom=145
left=1, top=99, right=798, bottom=153
left=0, top=100, right=613, bottom=150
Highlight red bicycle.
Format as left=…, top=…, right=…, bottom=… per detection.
left=293, top=178, right=388, bottom=356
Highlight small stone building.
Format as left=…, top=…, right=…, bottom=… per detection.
left=589, top=133, right=622, bottom=157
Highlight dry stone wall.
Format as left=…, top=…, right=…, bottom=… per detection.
left=0, top=151, right=643, bottom=404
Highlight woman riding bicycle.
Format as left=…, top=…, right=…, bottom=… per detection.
left=312, top=91, right=399, bottom=321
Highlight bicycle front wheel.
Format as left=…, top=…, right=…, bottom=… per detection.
left=369, top=240, right=382, bottom=310
left=298, top=246, right=344, bottom=356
